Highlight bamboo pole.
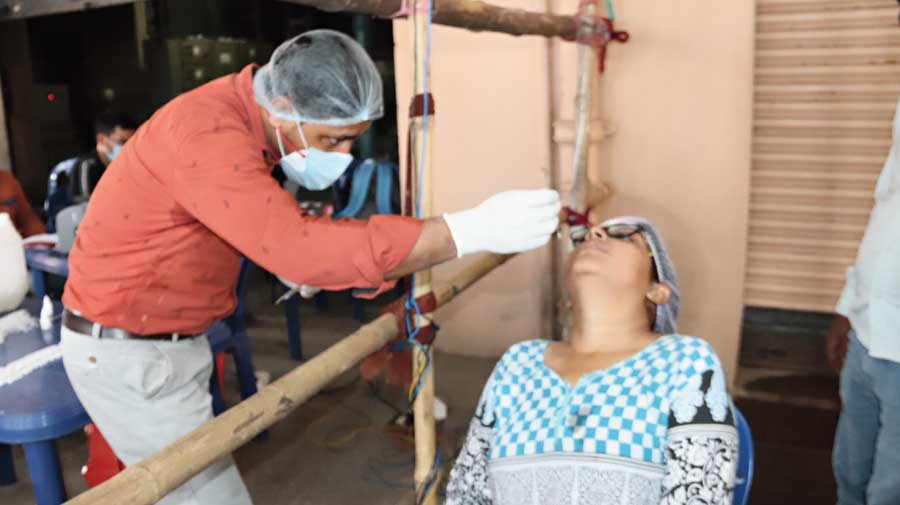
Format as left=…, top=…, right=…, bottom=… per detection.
left=408, top=4, right=439, bottom=503
left=560, top=2, right=598, bottom=337
left=64, top=253, right=514, bottom=505
left=568, top=3, right=597, bottom=225
left=433, top=253, right=513, bottom=304
left=279, top=0, right=577, bottom=39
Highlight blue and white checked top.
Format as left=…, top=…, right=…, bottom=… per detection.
left=446, top=335, right=737, bottom=505
left=479, top=335, right=728, bottom=466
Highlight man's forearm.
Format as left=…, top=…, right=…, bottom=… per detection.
left=385, top=217, right=457, bottom=280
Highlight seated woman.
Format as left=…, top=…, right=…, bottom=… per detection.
left=446, top=216, right=737, bottom=505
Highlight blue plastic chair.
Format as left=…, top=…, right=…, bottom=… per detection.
left=24, top=248, right=69, bottom=301
left=44, top=157, right=80, bottom=233
left=209, top=258, right=260, bottom=415
left=733, top=406, right=755, bottom=505
left=284, top=295, right=303, bottom=361
left=277, top=160, right=399, bottom=360
left=333, top=159, right=397, bottom=219
left=240, top=260, right=303, bottom=361
left=333, top=159, right=399, bottom=321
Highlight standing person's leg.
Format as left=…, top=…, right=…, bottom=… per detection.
left=864, top=352, right=900, bottom=505
left=833, top=333, right=880, bottom=505
left=61, top=328, right=252, bottom=505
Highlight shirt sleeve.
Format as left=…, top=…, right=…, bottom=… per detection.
left=171, top=125, right=423, bottom=296
left=8, top=173, right=47, bottom=237
left=662, top=347, right=738, bottom=505
left=445, top=365, right=501, bottom=505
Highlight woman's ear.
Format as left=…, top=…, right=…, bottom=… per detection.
left=646, top=282, right=671, bottom=306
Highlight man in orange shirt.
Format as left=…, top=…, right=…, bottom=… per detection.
left=0, top=169, right=46, bottom=238
left=60, top=30, right=560, bottom=504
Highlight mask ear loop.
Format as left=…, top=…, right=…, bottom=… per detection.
left=275, top=127, right=288, bottom=157
left=295, top=121, right=311, bottom=150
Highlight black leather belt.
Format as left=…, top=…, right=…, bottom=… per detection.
left=62, top=309, right=201, bottom=342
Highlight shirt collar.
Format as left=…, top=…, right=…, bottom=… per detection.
left=235, top=64, right=277, bottom=162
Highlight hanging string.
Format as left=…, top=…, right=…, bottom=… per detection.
left=405, top=3, right=444, bottom=503
left=405, top=0, right=435, bottom=407
left=414, top=447, right=443, bottom=505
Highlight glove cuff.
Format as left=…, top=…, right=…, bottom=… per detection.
left=442, top=210, right=480, bottom=258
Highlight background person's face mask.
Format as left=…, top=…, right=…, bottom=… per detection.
left=107, top=142, right=122, bottom=161
left=98, top=137, right=123, bottom=162
left=276, top=123, right=352, bottom=190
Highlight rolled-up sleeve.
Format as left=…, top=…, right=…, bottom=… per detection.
left=171, top=125, right=422, bottom=296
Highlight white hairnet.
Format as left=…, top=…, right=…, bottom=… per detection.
left=600, top=216, right=680, bottom=335
left=253, top=30, right=384, bottom=126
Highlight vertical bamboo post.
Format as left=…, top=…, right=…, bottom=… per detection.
left=568, top=3, right=597, bottom=218
left=409, top=3, right=438, bottom=504
left=561, top=1, right=598, bottom=338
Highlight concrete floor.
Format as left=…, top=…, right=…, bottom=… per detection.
left=1, top=274, right=841, bottom=504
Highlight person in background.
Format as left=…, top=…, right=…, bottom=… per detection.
left=826, top=100, right=900, bottom=505
left=0, top=169, right=46, bottom=238
left=45, top=113, right=137, bottom=230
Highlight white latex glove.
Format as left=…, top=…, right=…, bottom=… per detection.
left=275, top=276, right=322, bottom=304
left=443, top=189, right=561, bottom=257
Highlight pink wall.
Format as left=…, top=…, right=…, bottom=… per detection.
left=394, top=0, right=754, bottom=382
left=580, top=0, right=754, bottom=382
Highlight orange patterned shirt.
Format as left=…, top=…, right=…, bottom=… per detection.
left=64, top=65, right=421, bottom=335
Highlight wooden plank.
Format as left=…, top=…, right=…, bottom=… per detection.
left=277, top=0, right=578, bottom=39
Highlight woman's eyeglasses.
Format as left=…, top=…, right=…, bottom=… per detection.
left=571, top=223, right=645, bottom=245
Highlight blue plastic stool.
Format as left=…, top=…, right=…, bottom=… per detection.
left=0, top=444, right=15, bottom=485
left=0, top=299, right=91, bottom=504
left=733, top=406, right=755, bottom=505
left=23, top=441, right=67, bottom=504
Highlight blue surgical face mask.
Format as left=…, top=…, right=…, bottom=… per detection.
left=107, top=142, right=122, bottom=161
left=276, top=123, right=353, bottom=191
